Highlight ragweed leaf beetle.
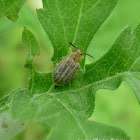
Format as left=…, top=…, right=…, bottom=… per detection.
left=53, top=42, right=94, bottom=86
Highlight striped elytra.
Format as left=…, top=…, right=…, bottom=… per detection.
left=53, top=56, right=80, bottom=86
left=52, top=42, right=94, bottom=86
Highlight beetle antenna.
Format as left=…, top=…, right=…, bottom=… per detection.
left=69, top=42, right=94, bottom=58
left=69, top=42, right=79, bottom=49
left=83, top=51, right=94, bottom=58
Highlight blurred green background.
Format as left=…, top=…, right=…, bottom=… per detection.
left=0, top=0, right=140, bottom=140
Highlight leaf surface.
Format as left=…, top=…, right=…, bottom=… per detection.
left=22, top=27, right=40, bottom=69
left=0, top=0, right=26, bottom=21
left=10, top=88, right=129, bottom=140
left=81, top=24, right=140, bottom=103
left=1, top=0, right=140, bottom=139
left=37, top=0, right=118, bottom=65
left=9, top=25, right=136, bottom=139
left=0, top=110, right=28, bottom=139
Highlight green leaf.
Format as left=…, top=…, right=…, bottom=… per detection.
left=0, top=110, right=29, bottom=139
left=9, top=20, right=134, bottom=139
left=37, top=0, right=118, bottom=65
left=2, top=0, right=140, bottom=139
left=0, top=89, right=19, bottom=112
left=22, top=27, right=40, bottom=68
left=80, top=24, right=140, bottom=103
left=15, top=21, right=140, bottom=137
left=27, top=23, right=140, bottom=119
left=0, top=93, right=12, bottom=112
left=28, top=72, right=53, bottom=94
left=9, top=88, right=129, bottom=140
left=35, top=93, right=129, bottom=140
left=0, top=0, right=26, bottom=21
left=6, top=23, right=140, bottom=140
left=9, top=88, right=35, bottom=121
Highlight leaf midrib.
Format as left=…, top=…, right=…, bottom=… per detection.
left=50, top=94, right=88, bottom=138
left=55, top=0, right=67, bottom=48
left=72, top=0, right=100, bottom=46
left=72, top=0, right=84, bottom=44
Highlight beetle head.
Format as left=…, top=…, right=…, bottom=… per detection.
left=69, top=42, right=94, bottom=61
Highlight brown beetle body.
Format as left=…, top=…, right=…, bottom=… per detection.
left=53, top=49, right=83, bottom=86
left=53, top=42, right=94, bottom=86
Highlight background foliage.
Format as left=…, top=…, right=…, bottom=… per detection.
left=0, top=0, right=140, bottom=140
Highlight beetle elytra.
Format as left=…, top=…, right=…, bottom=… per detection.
left=53, top=42, right=94, bottom=86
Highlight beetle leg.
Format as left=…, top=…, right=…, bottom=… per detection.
left=54, top=85, right=59, bottom=89
left=72, top=72, right=77, bottom=78
left=54, top=62, right=59, bottom=67
left=74, top=72, right=77, bottom=76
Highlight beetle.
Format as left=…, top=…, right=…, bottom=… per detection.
left=53, top=42, right=94, bottom=86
